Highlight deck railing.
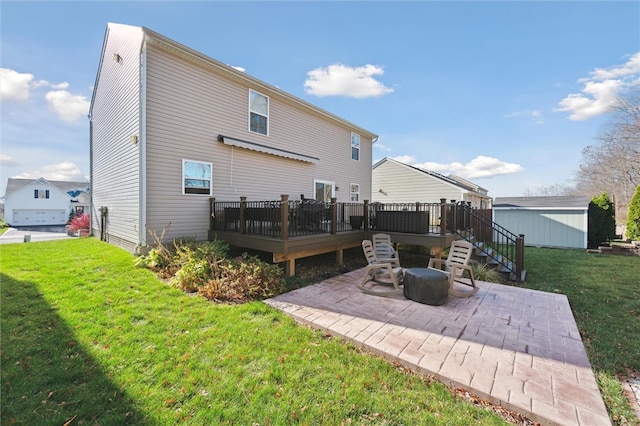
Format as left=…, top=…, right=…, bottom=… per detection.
left=210, top=196, right=464, bottom=239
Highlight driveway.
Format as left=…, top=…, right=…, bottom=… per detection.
left=0, top=225, right=74, bottom=244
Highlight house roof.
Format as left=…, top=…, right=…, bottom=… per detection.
left=5, top=178, right=90, bottom=199
left=373, top=157, right=490, bottom=197
left=493, top=196, right=590, bottom=209
left=90, top=23, right=378, bottom=142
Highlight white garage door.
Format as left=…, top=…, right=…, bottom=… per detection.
left=12, top=209, right=67, bottom=226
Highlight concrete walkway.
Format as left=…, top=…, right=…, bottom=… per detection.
left=265, top=268, right=611, bottom=426
left=0, top=226, right=73, bottom=244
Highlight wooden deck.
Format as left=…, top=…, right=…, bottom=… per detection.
left=208, top=228, right=460, bottom=276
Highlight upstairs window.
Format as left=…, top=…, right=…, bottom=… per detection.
left=34, top=189, right=50, bottom=199
left=351, top=133, right=360, bottom=161
left=249, top=90, right=269, bottom=135
left=183, top=160, right=212, bottom=195
left=350, top=184, right=360, bottom=202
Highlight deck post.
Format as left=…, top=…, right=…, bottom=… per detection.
left=440, top=198, right=447, bottom=236
left=240, top=197, right=247, bottom=234
left=330, top=197, right=337, bottom=234
left=280, top=194, right=289, bottom=240
left=364, top=200, right=370, bottom=230
left=516, top=234, right=525, bottom=281
left=450, top=200, right=457, bottom=232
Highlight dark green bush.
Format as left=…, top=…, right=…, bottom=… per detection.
left=588, top=192, right=616, bottom=248
left=626, top=185, right=640, bottom=241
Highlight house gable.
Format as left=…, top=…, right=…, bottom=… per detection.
left=372, top=157, right=490, bottom=207
left=3, top=178, right=89, bottom=226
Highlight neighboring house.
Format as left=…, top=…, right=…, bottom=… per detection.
left=3, top=178, right=90, bottom=226
left=371, top=157, right=491, bottom=208
left=493, top=196, right=589, bottom=249
left=90, top=23, right=377, bottom=253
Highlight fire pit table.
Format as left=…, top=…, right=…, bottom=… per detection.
left=403, top=268, right=449, bottom=306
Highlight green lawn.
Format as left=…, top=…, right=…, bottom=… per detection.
left=522, top=247, right=640, bottom=424
left=1, top=239, right=508, bottom=425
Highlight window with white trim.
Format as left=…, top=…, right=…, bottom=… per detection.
left=182, top=160, right=212, bottom=195
left=350, top=183, right=360, bottom=202
left=351, top=133, right=360, bottom=161
left=314, top=180, right=335, bottom=203
left=249, top=90, right=269, bottom=135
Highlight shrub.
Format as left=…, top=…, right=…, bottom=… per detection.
left=68, top=214, right=90, bottom=232
left=626, top=185, right=640, bottom=241
left=588, top=192, right=616, bottom=248
left=470, top=261, right=504, bottom=284
left=170, top=240, right=229, bottom=292
left=198, top=254, right=285, bottom=303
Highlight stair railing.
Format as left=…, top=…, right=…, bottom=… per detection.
left=455, top=202, right=525, bottom=281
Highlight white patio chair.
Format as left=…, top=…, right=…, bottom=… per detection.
left=427, top=239, right=478, bottom=297
left=358, top=239, right=404, bottom=297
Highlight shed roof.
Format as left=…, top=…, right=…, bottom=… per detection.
left=493, top=196, right=589, bottom=209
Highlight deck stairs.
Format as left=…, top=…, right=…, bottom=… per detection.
left=454, top=204, right=526, bottom=282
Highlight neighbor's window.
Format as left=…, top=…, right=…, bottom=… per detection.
left=350, top=184, right=360, bottom=202
left=249, top=90, right=269, bottom=135
left=34, top=189, right=50, bottom=199
left=351, top=133, right=360, bottom=161
left=183, top=160, right=212, bottom=195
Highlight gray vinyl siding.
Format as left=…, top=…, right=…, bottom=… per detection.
left=493, top=209, right=587, bottom=249
left=90, top=24, right=143, bottom=251
left=372, top=160, right=462, bottom=204
left=143, top=44, right=373, bottom=243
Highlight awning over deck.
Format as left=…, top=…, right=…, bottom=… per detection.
left=218, top=135, right=319, bottom=163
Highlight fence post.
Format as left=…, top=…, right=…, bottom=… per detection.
left=330, top=197, right=337, bottom=234
left=280, top=194, right=289, bottom=240
left=516, top=234, right=525, bottom=281
left=240, top=196, right=247, bottom=234
left=440, top=198, right=447, bottom=236
left=209, top=197, right=216, bottom=235
left=364, top=200, right=370, bottom=230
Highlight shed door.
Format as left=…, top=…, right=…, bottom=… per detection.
left=13, top=209, right=67, bottom=225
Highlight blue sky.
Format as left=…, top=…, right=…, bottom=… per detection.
left=1, top=1, right=639, bottom=199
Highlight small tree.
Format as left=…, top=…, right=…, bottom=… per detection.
left=626, top=185, right=640, bottom=241
left=588, top=192, right=616, bottom=248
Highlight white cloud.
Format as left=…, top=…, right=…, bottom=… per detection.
left=45, top=90, right=90, bottom=123
left=0, top=68, right=34, bottom=102
left=304, top=64, right=394, bottom=98
left=504, top=109, right=544, bottom=124
left=555, top=52, right=640, bottom=121
left=397, top=155, right=524, bottom=179
left=0, top=154, right=20, bottom=168
left=13, top=161, right=87, bottom=182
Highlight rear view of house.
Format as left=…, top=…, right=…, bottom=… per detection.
left=90, top=23, right=377, bottom=253
left=372, top=157, right=491, bottom=208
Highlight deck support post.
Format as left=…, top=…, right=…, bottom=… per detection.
left=363, top=200, right=370, bottom=230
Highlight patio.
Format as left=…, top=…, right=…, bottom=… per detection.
left=265, top=268, right=611, bottom=426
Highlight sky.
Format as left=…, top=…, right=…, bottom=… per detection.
left=1, top=1, right=639, bottom=199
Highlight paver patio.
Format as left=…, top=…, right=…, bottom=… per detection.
left=265, top=268, right=611, bottom=426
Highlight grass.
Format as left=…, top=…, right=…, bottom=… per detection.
left=1, top=238, right=509, bottom=425
left=521, top=247, right=640, bottom=425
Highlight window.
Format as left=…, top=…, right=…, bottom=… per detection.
left=249, top=90, right=269, bottom=135
left=314, top=180, right=335, bottom=203
left=183, top=160, right=212, bottom=195
left=350, top=183, right=360, bottom=202
left=351, top=133, right=360, bottom=161
left=34, top=189, right=50, bottom=199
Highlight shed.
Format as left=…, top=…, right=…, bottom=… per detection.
left=493, top=196, right=589, bottom=249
